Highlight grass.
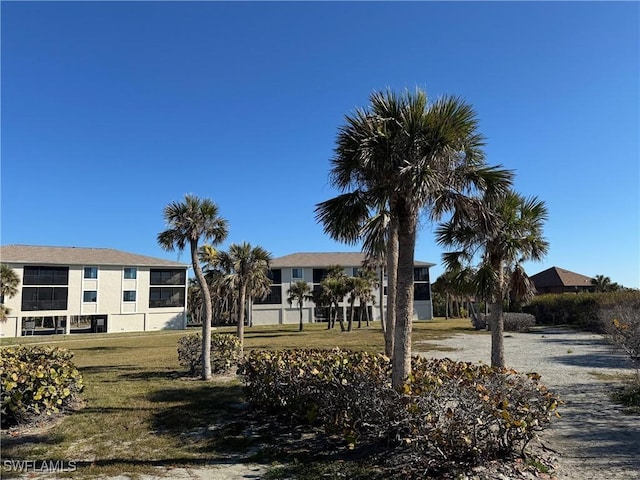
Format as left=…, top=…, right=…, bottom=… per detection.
left=589, top=370, right=640, bottom=414
left=0, top=318, right=476, bottom=478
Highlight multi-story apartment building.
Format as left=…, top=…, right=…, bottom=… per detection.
left=0, top=245, right=189, bottom=337
left=251, top=252, right=434, bottom=326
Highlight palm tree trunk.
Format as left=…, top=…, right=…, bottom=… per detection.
left=191, top=242, right=212, bottom=380
left=385, top=222, right=399, bottom=358
left=379, top=268, right=385, bottom=333
left=489, top=300, right=505, bottom=367
left=348, top=298, right=355, bottom=332
left=337, top=302, right=346, bottom=331
left=237, top=283, right=246, bottom=350
left=299, top=303, right=304, bottom=332
left=489, top=259, right=506, bottom=368
left=392, top=205, right=416, bottom=389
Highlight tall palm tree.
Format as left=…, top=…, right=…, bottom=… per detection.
left=437, top=190, right=549, bottom=367
left=157, top=194, right=228, bottom=380
left=287, top=281, right=313, bottom=332
left=216, top=242, right=271, bottom=348
left=1, top=264, right=20, bottom=321
left=317, top=88, right=512, bottom=387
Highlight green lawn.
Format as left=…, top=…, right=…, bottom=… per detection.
left=0, top=318, right=477, bottom=478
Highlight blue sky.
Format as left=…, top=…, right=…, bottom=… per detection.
left=2, top=1, right=639, bottom=288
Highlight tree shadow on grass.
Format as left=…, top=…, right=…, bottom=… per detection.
left=148, top=382, right=246, bottom=435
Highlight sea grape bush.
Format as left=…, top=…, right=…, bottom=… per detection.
left=177, top=333, right=241, bottom=375
left=239, top=349, right=560, bottom=468
left=599, top=304, right=640, bottom=370
left=0, top=345, right=84, bottom=428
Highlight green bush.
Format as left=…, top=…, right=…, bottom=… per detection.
left=1, top=345, right=84, bottom=428
left=239, top=349, right=559, bottom=470
left=524, top=291, right=640, bottom=332
left=177, top=333, right=241, bottom=375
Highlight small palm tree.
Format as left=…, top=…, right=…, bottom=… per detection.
left=216, top=242, right=272, bottom=348
left=591, top=274, right=620, bottom=293
left=320, top=265, right=349, bottom=331
left=437, top=190, right=549, bottom=367
left=1, top=264, right=20, bottom=321
left=287, top=281, right=313, bottom=332
left=157, top=194, right=228, bottom=380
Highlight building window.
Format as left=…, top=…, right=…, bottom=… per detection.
left=254, top=286, right=282, bottom=305
left=149, top=287, right=185, bottom=308
left=414, top=283, right=431, bottom=301
left=268, top=269, right=282, bottom=284
left=292, top=268, right=303, bottom=280
left=21, top=287, right=68, bottom=311
left=150, top=269, right=186, bottom=286
left=23, top=266, right=68, bottom=285
left=352, top=267, right=360, bottom=277
left=414, top=267, right=430, bottom=282
left=84, top=267, right=98, bottom=279
left=124, top=268, right=137, bottom=279
left=313, top=269, right=328, bottom=283
left=83, top=291, right=97, bottom=302
left=123, top=291, right=136, bottom=302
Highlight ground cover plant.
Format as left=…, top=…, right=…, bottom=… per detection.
left=0, top=319, right=547, bottom=479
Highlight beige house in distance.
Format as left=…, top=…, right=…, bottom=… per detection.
left=0, top=245, right=189, bottom=338
left=251, top=252, right=434, bottom=326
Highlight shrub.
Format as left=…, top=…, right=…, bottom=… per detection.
left=524, top=291, right=640, bottom=332
left=0, top=345, right=84, bottom=428
left=177, top=333, right=241, bottom=376
left=599, top=303, right=640, bottom=369
left=239, top=349, right=560, bottom=470
left=504, top=312, right=536, bottom=331
left=471, top=312, right=535, bottom=331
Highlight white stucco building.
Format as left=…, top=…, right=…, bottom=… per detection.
left=251, top=252, right=434, bottom=326
left=0, top=245, right=189, bottom=337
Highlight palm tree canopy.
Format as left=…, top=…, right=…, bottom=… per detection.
left=437, top=189, right=549, bottom=302
left=157, top=194, right=228, bottom=252
left=287, top=281, right=312, bottom=307
left=1, top=264, right=20, bottom=299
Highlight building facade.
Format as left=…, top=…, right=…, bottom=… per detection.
left=251, top=252, right=434, bottom=326
left=0, top=245, right=189, bottom=337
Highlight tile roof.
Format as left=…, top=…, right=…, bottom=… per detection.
left=271, top=252, right=434, bottom=268
left=529, top=266, right=593, bottom=288
left=0, top=245, right=189, bottom=268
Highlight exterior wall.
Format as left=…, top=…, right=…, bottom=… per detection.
left=146, top=312, right=186, bottom=331
left=0, top=317, right=19, bottom=337
left=1, top=262, right=187, bottom=337
left=109, top=313, right=145, bottom=333
left=413, top=301, right=433, bottom=320
left=251, top=309, right=281, bottom=325
left=284, top=307, right=312, bottom=324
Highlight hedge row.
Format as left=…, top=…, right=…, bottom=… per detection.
left=1, top=345, right=84, bottom=428
left=239, top=349, right=559, bottom=469
left=524, top=291, right=640, bottom=332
